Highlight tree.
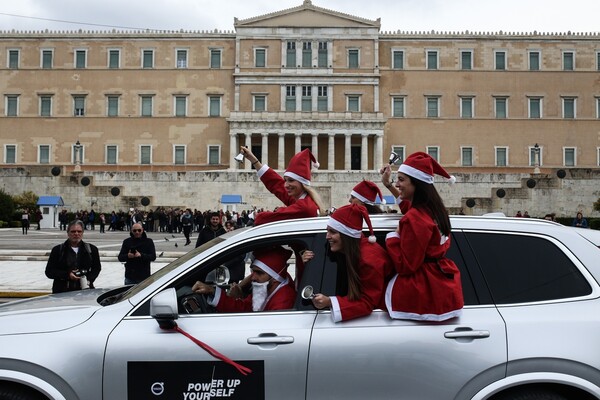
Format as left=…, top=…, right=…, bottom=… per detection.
left=13, top=191, right=39, bottom=212
left=594, top=198, right=600, bottom=213
left=0, top=189, right=16, bottom=222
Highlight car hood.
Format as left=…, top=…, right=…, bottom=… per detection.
left=0, top=289, right=109, bottom=335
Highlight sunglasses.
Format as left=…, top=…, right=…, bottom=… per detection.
left=132, top=229, right=142, bottom=232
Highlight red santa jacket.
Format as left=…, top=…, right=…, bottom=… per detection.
left=254, top=167, right=319, bottom=226
left=329, top=236, right=393, bottom=322
left=213, top=279, right=296, bottom=312
left=385, top=206, right=463, bottom=321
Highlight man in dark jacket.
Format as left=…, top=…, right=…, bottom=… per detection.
left=118, top=223, right=157, bottom=285
left=45, top=220, right=102, bottom=293
left=195, top=212, right=226, bottom=248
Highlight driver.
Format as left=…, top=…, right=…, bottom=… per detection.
left=192, top=246, right=296, bottom=312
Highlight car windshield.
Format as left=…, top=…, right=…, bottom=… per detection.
left=99, top=228, right=246, bottom=305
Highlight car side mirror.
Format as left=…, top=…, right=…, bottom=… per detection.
left=205, top=266, right=231, bottom=286
left=150, top=288, right=179, bottom=329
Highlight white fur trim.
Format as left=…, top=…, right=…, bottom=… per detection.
left=328, top=217, right=362, bottom=238
left=350, top=190, right=375, bottom=205
left=399, top=164, right=434, bottom=184
left=284, top=171, right=311, bottom=186
left=253, top=259, right=285, bottom=283
left=256, top=164, right=269, bottom=178
left=386, top=232, right=400, bottom=240
left=313, top=161, right=320, bottom=169
left=329, top=296, right=342, bottom=323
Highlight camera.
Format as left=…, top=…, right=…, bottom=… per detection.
left=73, top=268, right=89, bottom=277
left=129, top=248, right=137, bottom=254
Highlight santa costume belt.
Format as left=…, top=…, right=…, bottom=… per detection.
left=424, top=257, right=454, bottom=279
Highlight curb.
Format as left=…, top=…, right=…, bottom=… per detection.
left=0, top=291, right=49, bottom=298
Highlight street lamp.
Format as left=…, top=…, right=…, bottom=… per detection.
left=74, top=140, right=82, bottom=172
left=533, top=143, right=540, bottom=174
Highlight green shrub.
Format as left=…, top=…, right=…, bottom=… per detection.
left=589, top=218, right=600, bottom=230
left=0, top=221, right=7, bottom=228
left=9, top=221, right=22, bottom=228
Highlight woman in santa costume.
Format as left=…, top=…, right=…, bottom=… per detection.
left=239, top=147, right=325, bottom=225
left=193, top=246, right=296, bottom=312
left=383, top=152, right=463, bottom=321
left=349, top=180, right=385, bottom=214
left=305, top=203, right=392, bottom=322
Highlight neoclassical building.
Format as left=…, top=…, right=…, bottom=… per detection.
left=1, top=1, right=599, bottom=213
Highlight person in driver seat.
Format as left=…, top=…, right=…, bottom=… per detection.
left=192, top=246, right=296, bottom=312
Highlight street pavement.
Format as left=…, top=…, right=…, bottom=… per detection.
left=0, top=227, right=189, bottom=297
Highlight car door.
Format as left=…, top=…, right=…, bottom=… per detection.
left=102, top=233, right=325, bottom=400
left=305, top=232, right=509, bottom=400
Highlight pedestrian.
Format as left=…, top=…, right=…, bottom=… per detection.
left=45, top=220, right=101, bottom=293
left=117, top=223, right=157, bottom=285
left=349, top=179, right=385, bottom=214
left=195, top=212, right=226, bottom=247
left=572, top=212, right=589, bottom=228
left=99, top=212, right=106, bottom=233
left=35, top=208, right=43, bottom=230
left=21, top=208, right=30, bottom=235
left=383, top=151, right=464, bottom=321
left=181, top=208, right=194, bottom=246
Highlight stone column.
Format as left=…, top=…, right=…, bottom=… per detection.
left=261, top=133, right=269, bottom=165
left=243, top=134, right=252, bottom=170
left=374, top=133, right=383, bottom=169
left=294, top=133, right=302, bottom=154
left=344, top=134, right=352, bottom=170
left=278, top=133, right=285, bottom=169
left=311, top=134, right=319, bottom=163
left=229, top=132, right=238, bottom=170
left=361, top=133, right=369, bottom=170
left=328, top=133, right=335, bottom=170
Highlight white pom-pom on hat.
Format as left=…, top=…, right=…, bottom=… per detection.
left=449, top=175, right=456, bottom=185
left=368, top=235, right=377, bottom=243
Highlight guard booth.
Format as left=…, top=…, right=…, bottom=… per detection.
left=36, top=196, right=64, bottom=229
left=219, top=194, right=243, bottom=213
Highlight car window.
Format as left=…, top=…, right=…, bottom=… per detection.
left=464, top=232, right=592, bottom=304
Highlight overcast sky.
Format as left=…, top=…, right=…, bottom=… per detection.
left=0, top=0, right=598, bottom=34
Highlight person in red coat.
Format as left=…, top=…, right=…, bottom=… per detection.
left=192, top=246, right=296, bottom=312
left=349, top=179, right=385, bottom=214
left=239, top=147, right=325, bottom=225
left=303, top=204, right=392, bottom=322
left=382, top=152, right=463, bottom=321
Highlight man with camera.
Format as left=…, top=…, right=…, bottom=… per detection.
left=118, top=223, right=157, bottom=285
left=45, top=220, right=102, bottom=293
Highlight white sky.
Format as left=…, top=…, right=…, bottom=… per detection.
left=0, top=0, right=598, bottom=34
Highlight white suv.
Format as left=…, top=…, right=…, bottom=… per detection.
left=1, top=215, right=599, bottom=400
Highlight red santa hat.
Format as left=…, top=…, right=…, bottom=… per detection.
left=251, top=246, right=293, bottom=283
left=328, top=204, right=377, bottom=243
left=398, top=152, right=456, bottom=185
left=351, top=180, right=385, bottom=205
left=284, top=149, right=319, bottom=186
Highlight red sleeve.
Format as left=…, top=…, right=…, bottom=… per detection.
left=260, top=167, right=294, bottom=206
left=216, top=293, right=253, bottom=313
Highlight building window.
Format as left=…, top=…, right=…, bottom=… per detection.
left=495, top=147, right=508, bottom=167
left=461, top=147, right=473, bottom=166
left=347, top=95, right=360, bottom=112
left=302, top=86, right=312, bottom=111
left=255, top=48, right=266, bottom=68
left=460, top=97, right=473, bottom=118
left=348, top=49, right=359, bottom=69
left=140, top=145, right=152, bottom=165
left=494, top=97, right=507, bottom=119
left=41, top=49, right=53, bottom=69
left=528, top=50, right=540, bottom=71
left=302, top=42, right=312, bottom=68
left=392, top=97, right=405, bottom=118
left=174, top=145, right=186, bottom=165
left=563, top=51, right=574, bottom=71
left=460, top=50, right=472, bottom=70
left=210, top=49, right=221, bottom=69
left=73, top=96, right=86, bottom=116
left=391, top=146, right=405, bottom=165
left=141, top=96, right=153, bottom=117
left=107, top=95, right=119, bottom=117
left=174, top=96, right=187, bottom=117
left=142, top=50, right=154, bottom=68
left=318, top=42, right=328, bottom=68
left=317, top=86, right=328, bottom=111
left=494, top=50, right=506, bottom=70
left=208, top=145, right=220, bottom=165
left=40, top=95, right=52, bottom=117
left=427, top=146, right=439, bottom=161
left=209, top=96, right=221, bottom=116
left=562, top=97, right=576, bottom=119
left=5, top=95, right=18, bottom=116
left=176, top=49, right=188, bottom=68
left=426, top=50, right=438, bottom=70
left=285, top=86, right=296, bottom=111
left=564, top=147, right=576, bottom=166
left=528, top=97, right=542, bottom=119
left=75, top=49, right=87, bottom=68
left=108, top=49, right=120, bottom=68
left=529, top=146, right=543, bottom=167
left=392, top=50, right=404, bottom=69
left=253, top=95, right=266, bottom=112
left=286, top=41, right=296, bottom=68
left=426, top=97, right=439, bottom=118
left=106, top=145, right=118, bottom=165
left=39, top=145, right=50, bottom=164
left=5, top=145, right=16, bottom=164
left=8, top=49, right=19, bottom=69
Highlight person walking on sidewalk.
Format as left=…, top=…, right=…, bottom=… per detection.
left=118, top=223, right=157, bottom=285
left=45, top=220, right=102, bottom=293
left=21, top=209, right=30, bottom=235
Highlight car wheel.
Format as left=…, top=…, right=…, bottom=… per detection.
left=0, top=383, right=46, bottom=400
left=494, top=388, right=568, bottom=400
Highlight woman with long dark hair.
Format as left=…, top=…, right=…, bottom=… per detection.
left=383, top=152, right=463, bottom=321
